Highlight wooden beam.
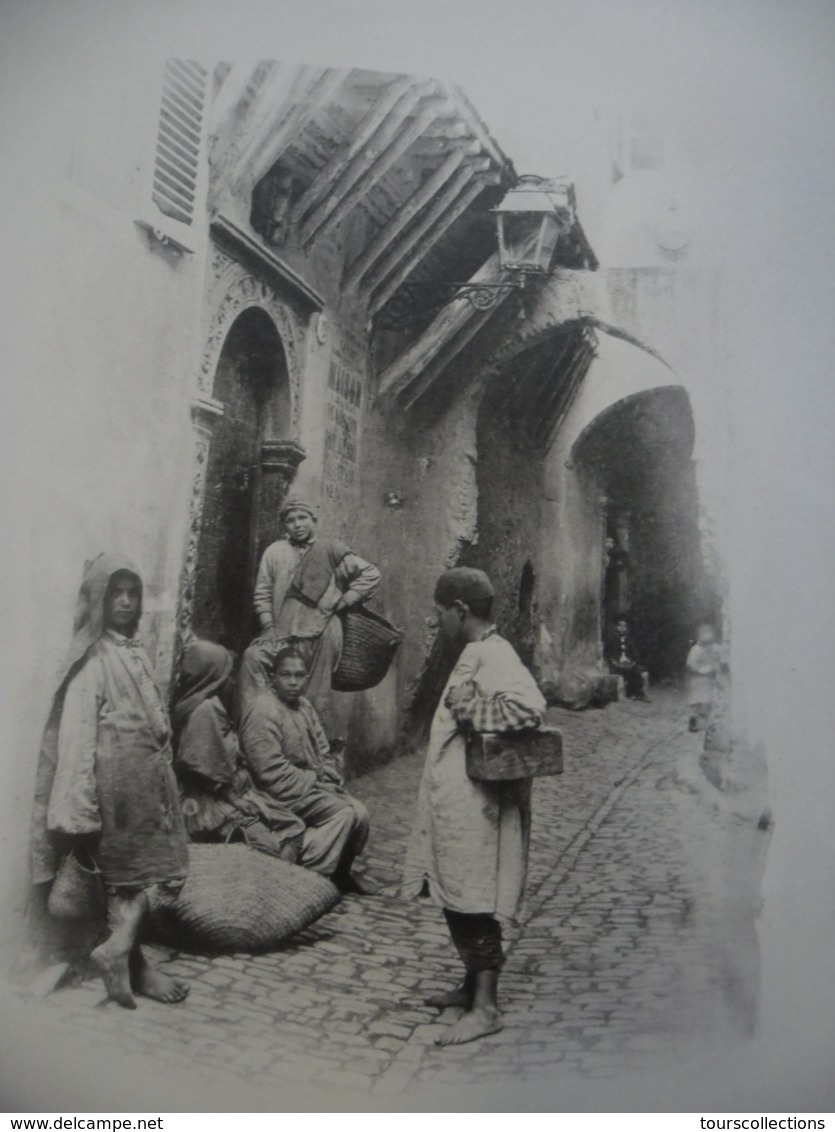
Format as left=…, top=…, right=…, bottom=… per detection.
left=408, top=137, right=481, bottom=157
left=401, top=304, right=504, bottom=411
left=343, top=148, right=469, bottom=289
left=448, top=84, right=512, bottom=171
left=362, top=162, right=486, bottom=301
left=210, top=213, right=325, bottom=310
left=289, top=76, right=421, bottom=226
left=226, top=64, right=308, bottom=182
left=419, top=119, right=472, bottom=140
left=232, top=66, right=350, bottom=190
left=209, top=61, right=288, bottom=207
left=301, top=97, right=451, bottom=247
left=377, top=253, right=505, bottom=398
left=367, top=167, right=499, bottom=315
left=208, top=62, right=262, bottom=138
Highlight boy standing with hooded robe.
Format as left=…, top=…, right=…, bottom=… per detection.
left=31, top=553, right=189, bottom=1009
left=403, top=568, right=546, bottom=1047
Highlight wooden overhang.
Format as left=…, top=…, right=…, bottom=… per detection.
left=206, top=63, right=516, bottom=319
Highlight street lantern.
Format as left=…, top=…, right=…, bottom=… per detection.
left=377, top=174, right=575, bottom=329
left=492, top=175, right=573, bottom=275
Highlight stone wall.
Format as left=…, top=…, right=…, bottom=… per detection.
left=2, top=59, right=212, bottom=960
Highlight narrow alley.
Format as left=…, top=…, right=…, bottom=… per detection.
left=14, top=692, right=767, bottom=1109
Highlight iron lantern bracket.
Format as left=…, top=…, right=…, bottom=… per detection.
left=376, top=277, right=526, bottom=331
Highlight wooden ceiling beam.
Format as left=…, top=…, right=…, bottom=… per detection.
left=400, top=306, right=501, bottom=411
left=209, top=62, right=265, bottom=139
left=419, top=119, right=473, bottom=139
left=289, top=76, right=425, bottom=226
left=343, top=148, right=470, bottom=289
left=230, top=66, right=350, bottom=191
left=226, top=64, right=314, bottom=183
left=301, top=96, right=451, bottom=247
left=377, top=253, right=505, bottom=399
left=408, top=137, right=482, bottom=157
left=366, top=167, right=499, bottom=315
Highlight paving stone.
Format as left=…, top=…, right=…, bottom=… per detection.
left=28, top=692, right=760, bottom=1098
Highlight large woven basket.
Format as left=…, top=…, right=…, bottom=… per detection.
left=332, top=605, right=403, bottom=692
left=148, top=843, right=340, bottom=952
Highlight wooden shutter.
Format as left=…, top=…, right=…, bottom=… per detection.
left=152, top=60, right=208, bottom=227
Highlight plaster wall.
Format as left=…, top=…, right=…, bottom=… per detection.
left=1, top=60, right=210, bottom=960
left=344, top=380, right=482, bottom=768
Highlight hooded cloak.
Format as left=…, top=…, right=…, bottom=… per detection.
left=31, top=553, right=188, bottom=889
left=31, top=553, right=142, bottom=884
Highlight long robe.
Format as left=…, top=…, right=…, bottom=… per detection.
left=240, top=691, right=368, bottom=876
left=44, top=626, right=186, bottom=888
left=685, top=642, right=720, bottom=707
left=402, top=629, right=546, bottom=922
left=176, top=695, right=305, bottom=851
left=32, top=554, right=188, bottom=890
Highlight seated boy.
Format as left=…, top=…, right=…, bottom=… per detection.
left=239, top=647, right=372, bottom=895
left=605, top=615, right=651, bottom=702
left=173, top=639, right=306, bottom=861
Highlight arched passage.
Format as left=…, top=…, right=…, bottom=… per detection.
left=572, top=384, right=715, bottom=680
left=465, top=325, right=718, bottom=687
left=191, top=307, right=297, bottom=656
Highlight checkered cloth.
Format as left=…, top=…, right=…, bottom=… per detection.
left=448, top=681, right=543, bottom=734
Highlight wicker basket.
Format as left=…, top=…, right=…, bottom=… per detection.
left=332, top=606, right=403, bottom=692
left=148, top=843, right=340, bottom=952
left=47, top=850, right=106, bottom=920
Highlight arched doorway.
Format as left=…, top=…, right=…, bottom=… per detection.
left=572, top=385, right=716, bottom=681
left=191, top=307, right=300, bottom=657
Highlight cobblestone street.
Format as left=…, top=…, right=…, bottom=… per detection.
left=12, top=691, right=768, bottom=1110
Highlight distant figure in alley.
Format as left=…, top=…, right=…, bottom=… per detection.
left=403, top=568, right=546, bottom=1047
left=605, top=614, right=651, bottom=702
left=685, top=623, right=722, bottom=732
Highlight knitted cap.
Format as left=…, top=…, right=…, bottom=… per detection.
left=279, top=498, right=317, bottom=521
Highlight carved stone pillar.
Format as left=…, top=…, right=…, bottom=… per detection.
left=260, top=439, right=307, bottom=487
left=257, top=440, right=307, bottom=550
left=175, top=396, right=225, bottom=656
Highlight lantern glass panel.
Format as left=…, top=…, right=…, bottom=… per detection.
left=498, top=212, right=561, bottom=273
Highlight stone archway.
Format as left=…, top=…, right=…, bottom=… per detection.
left=178, top=285, right=306, bottom=658
left=532, top=331, right=719, bottom=683
left=199, top=249, right=306, bottom=431
left=572, top=384, right=712, bottom=680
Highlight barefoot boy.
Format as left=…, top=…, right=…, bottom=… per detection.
left=32, top=554, right=189, bottom=1008
left=403, top=568, right=546, bottom=1046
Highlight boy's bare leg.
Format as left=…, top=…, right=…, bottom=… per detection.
left=435, top=969, right=504, bottom=1046
left=90, top=890, right=147, bottom=1009
left=129, top=945, right=189, bottom=1004
left=424, top=972, right=476, bottom=1009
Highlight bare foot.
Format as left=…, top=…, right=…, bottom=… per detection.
left=434, top=1008, right=504, bottom=1047
left=424, top=982, right=473, bottom=1010
left=130, top=947, right=189, bottom=1004
left=133, top=965, right=189, bottom=1004
left=90, top=940, right=135, bottom=1009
